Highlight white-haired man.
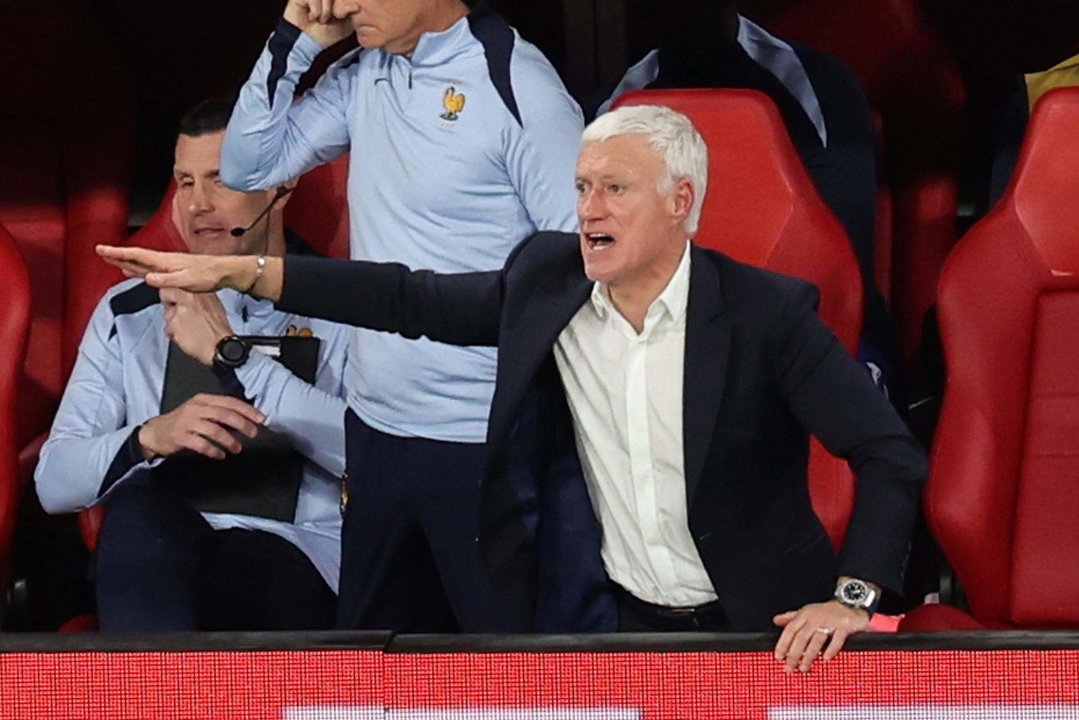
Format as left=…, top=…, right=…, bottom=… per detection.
left=100, top=105, right=925, bottom=670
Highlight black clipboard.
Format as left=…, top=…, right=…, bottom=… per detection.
left=156, top=335, right=321, bottom=522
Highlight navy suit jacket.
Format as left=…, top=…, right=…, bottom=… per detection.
left=279, top=231, right=926, bottom=632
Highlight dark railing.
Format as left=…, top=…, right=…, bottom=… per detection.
left=4, top=630, right=1079, bottom=654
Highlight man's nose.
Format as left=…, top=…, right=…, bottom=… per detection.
left=333, top=0, right=361, bottom=18
left=578, top=188, right=605, bottom=221
left=189, top=183, right=213, bottom=214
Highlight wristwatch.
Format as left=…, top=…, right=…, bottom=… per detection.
left=833, top=578, right=879, bottom=615
left=213, top=335, right=251, bottom=369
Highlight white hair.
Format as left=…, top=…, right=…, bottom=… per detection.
left=582, top=104, right=709, bottom=236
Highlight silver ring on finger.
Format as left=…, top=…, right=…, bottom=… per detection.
left=815, top=626, right=835, bottom=635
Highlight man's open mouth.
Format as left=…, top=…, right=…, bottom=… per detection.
left=586, top=233, right=615, bottom=250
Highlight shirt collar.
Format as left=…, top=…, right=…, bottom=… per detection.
left=405, top=13, right=472, bottom=67
left=590, top=240, right=692, bottom=326
left=218, top=288, right=275, bottom=322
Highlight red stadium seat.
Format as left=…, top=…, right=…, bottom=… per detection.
left=612, top=89, right=862, bottom=550
left=901, top=88, right=1079, bottom=631
left=0, top=0, right=134, bottom=481
left=284, top=156, right=351, bottom=260
left=764, top=0, right=966, bottom=368
left=0, top=225, right=32, bottom=593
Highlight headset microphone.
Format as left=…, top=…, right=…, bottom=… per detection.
left=229, top=185, right=293, bottom=237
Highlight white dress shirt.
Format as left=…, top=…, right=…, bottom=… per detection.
left=553, top=243, right=718, bottom=607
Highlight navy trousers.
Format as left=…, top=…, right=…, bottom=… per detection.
left=96, top=479, right=336, bottom=632
left=338, top=411, right=522, bottom=632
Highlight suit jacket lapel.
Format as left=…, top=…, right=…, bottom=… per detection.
left=683, top=246, right=731, bottom=504
left=487, top=252, right=592, bottom=453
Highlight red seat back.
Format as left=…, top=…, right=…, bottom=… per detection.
left=765, top=0, right=966, bottom=367
left=0, top=0, right=133, bottom=453
left=930, top=87, right=1079, bottom=627
left=284, top=156, right=351, bottom=260
left=0, top=224, right=33, bottom=588
left=131, top=183, right=187, bottom=254
left=613, top=89, right=862, bottom=550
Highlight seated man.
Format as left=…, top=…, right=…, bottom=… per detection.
left=37, top=99, right=350, bottom=632
left=596, top=0, right=900, bottom=397
left=100, top=105, right=926, bottom=672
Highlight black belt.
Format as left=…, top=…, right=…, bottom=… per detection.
left=611, top=583, right=730, bottom=632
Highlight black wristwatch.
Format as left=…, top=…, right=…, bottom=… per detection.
left=833, top=578, right=880, bottom=616
left=213, top=335, right=251, bottom=369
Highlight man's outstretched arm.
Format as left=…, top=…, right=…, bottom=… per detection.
left=97, top=246, right=505, bottom=348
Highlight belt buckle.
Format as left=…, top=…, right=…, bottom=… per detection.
left=667, top=605, right=698, bottom=618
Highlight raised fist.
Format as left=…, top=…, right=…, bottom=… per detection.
left=284, top=0, right=356, bottom=48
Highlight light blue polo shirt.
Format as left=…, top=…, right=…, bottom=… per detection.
left=223, top=7, right=583, bottom=442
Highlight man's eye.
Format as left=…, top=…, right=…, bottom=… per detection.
left=574, top=182, right=587, bottom=195
left=608, top=184, right=624, bottom=194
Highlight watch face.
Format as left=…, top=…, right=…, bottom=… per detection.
left=215, top=336, right=249, bottom=368
left=841, top=581, right=869, bottom=604
left=220, top=339, right=247, bottom=363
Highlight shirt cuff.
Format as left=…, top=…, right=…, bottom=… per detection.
left=99, top=426, right=148, bottom=497
left=232, top=350, right=278, bottom=405
left=279, top=19, right=329, bottom=65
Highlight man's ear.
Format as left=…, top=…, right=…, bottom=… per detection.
left=670, top=178, right=695, bottom=225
